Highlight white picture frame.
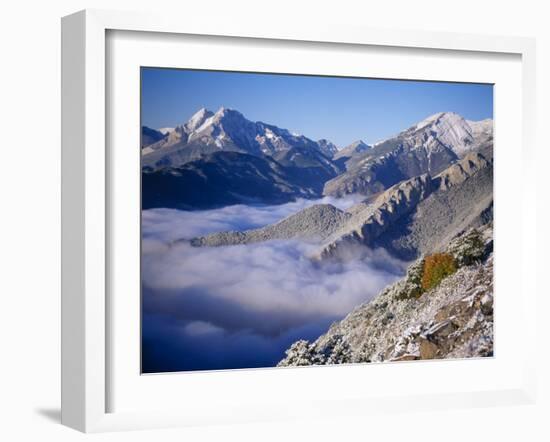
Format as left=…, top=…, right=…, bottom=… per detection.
left=61, top=9, right=537, bottom=433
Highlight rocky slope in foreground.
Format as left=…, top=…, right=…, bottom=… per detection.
left=278, top=225, right=493, bottom=366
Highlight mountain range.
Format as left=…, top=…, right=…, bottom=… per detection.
left=181, top=118, right=494, bottom=364
left=142, top=107, right=492, bottom=210
left=323, top=112, right=493, bottom=198
left=191, top=151, right=493, bottom=261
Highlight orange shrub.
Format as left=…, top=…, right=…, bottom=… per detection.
left=421, top=253, right=457, bottom=291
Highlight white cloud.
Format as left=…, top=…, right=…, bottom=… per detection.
left=142, top=195, right=363, bottom=244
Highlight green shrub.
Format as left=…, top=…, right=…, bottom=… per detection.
left=396, top=259, right=425, bottom=300
left=448, top=229, right=486, bottom=266
left=421, top=253, right=457, bottom=291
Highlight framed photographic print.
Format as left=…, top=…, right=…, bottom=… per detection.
left=61, top=9, right=537, bottom=432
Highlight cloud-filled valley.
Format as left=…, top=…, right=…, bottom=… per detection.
left=141, top=198, right=405, bottom=372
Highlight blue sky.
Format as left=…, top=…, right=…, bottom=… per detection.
left=141, top=68, right=493, bottom=147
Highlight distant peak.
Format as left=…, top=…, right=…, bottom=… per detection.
left=414, top=111, right=465, bottom=131
left=346, top=140, right=370, bottom=151
left=438, top=111, right=463, bottom=120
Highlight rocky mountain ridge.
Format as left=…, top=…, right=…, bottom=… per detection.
left=190, top=204, right=350, bottom=246
left=143, top=109, right=493, bottom=212
left=323, top=112, right=493, bottom=198
left=142, top=151, right=321, bottom=210
left=142, top=107, right=340, bottom=170
left=320, top=152, right=492, bottom=260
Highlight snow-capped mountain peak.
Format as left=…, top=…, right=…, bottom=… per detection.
left=407, top=111, right=492, bottom=156
left=143, top=106, right=341, bottom=169
left=158, top=127, right=174, bottom=135
left=185, top=107, right=215, bottom=132
left=414, top=112, right=446, bottom=131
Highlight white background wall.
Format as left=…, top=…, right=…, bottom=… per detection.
left=0, top=1, right=548, bottom=440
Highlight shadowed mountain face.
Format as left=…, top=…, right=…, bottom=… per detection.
left=278, top=224, right=494, bottom=367
left=141, top=126, right=166, bottom=148
left=142, top=151, right=323, bottom=210
left=317, top=139, right=339, bottom=157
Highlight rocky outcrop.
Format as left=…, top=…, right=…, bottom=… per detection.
left=190, top=204, right=351, bottom=246
left=434, top=152, right=490, bottom=191
left=318, top=173, right=433, bottom=259
left=278, top=225, right=494, bottom=367
left=373, top=152, right=493, bottom=260
left=317, top=139, right=339, bottom=158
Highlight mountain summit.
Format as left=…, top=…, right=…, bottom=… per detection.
left=333, top=140, right=371, bottom=163
left=142, top=107, right=339, bottom=170
left=408, top=111, right=480, bottom=156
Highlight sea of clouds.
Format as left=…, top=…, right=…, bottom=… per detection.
left=141, top=196, right=406, bottom=373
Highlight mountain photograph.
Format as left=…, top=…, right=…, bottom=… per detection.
left=141, top=68, right=494, bottom=373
